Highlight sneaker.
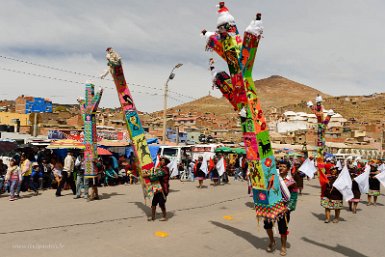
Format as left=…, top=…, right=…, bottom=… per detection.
left=73, top=196, right=81, bottom=199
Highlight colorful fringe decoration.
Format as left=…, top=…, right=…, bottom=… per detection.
left=203, top=2, right=285, bottom=220
left=103, top=48, right=155, bottom=200
left=78, top=83, right=103, bottom=178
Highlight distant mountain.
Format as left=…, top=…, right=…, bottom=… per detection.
left=253, top=75, right=330, bottom=109
left=161, top=75, right=331, bottom=115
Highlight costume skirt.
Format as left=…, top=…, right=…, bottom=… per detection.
left=368, top=190, right=380, bottom=196
left=321, top=197, right=343, bottom=210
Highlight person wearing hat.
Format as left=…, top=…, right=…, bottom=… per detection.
left=31, top=162, right=43, bottom=190
left=321, top=166, right=343, bottom=223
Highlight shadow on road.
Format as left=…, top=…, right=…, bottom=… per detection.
left=302, top=237, right=369, bottom=257
left=244, top=202, right=254, bottom=209
left=311, top=212, right=346, bottom=222
left=210, top=221, right=291, bottom=250
left=133, top=202, right=175, bottom=220
left=360, top=200, right=384, bottom=206
left=100, top=192, right=125, bottom=199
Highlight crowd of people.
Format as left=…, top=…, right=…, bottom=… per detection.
left=0, top=148, right=141, bottom=201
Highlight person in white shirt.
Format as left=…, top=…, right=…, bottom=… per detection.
left=62, top=152, right=76, bottom=195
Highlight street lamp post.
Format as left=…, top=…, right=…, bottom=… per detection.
left=162, top=63, right=183, bottom=144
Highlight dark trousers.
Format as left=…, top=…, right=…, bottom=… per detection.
left=17, top=175, right=37, bottom=194
left=264, top=211, right=291, bottom=236
left=56, top=172, right=67, bottom=196
left=66, top=172, right=76, bottom=195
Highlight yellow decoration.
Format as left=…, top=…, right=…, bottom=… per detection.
left=154, top=231, right=169, bottom=238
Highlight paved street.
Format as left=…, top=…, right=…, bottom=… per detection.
left=0, top=178, right=383, bottom=257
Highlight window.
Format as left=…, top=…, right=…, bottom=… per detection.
left=163, top=148, right=178, bottom=157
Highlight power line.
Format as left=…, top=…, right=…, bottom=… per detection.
left=0, top=66, right=184, bottom=103
left=0, top=54, right=197, bottom=100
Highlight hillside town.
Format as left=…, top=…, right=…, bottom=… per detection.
left=1, top=78, right=384, bottom=160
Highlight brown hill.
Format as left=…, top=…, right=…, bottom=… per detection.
left=161, top=75, right=330, bottom=115
left=254, top=75, right=330, bottom=108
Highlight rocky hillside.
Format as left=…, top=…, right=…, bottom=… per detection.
left=254, top=75, right=330, bottom=109
left=161, top=75, right=331, bottom=116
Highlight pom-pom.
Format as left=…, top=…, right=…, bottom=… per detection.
left=327, top=109, right=335, bottom=116
left=245, top=19, right=264, bottom=36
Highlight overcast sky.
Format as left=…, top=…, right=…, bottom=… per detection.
left=0, top=0, right=384, bottom=112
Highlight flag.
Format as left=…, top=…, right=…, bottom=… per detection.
left=354, top=165, right=370, bottom=194
left=375, top=171, right=385, bottom=188
left=154, top=154, right=160, bottom=168
left=299, top=158, right=317, bottom=179
left=168, top=159, right=179, bottom=178
left=333, top=166, right=354, bottom=201
left=378, top=164, right=385, bottom=172
left=200, top=156, right=209, bottom=175
left=336, top=160, right=342, bottom=170
left=216, top=157, right=226, bottom=176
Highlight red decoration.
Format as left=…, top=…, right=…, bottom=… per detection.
left=264, top=158, right=272, bottom=167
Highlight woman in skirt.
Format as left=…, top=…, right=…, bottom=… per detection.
left=348, top=165, right=361, bottom=214
left=367, top=164, right=381, bottom=206
left=194, top=156, right=206, bottom=188
left=321, top=166, right=343, bottom=223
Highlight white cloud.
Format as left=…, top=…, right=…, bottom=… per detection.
left=0, top=0, right=384, bottom=112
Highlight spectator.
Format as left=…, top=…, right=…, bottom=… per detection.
left=63, top=152, right=76, bottom=195
left=5, top=159, right=21, bottom=201
left=17, top=153, right=38, bottom=197
left=74, top=155, right=87, bottom=199
left=0, top=159, right=8, bottom=193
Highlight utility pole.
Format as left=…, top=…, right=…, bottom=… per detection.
left=162, top=63, right=183, bottom=144
left=175, top=126, right=180, bottom=145
left=33, top=112, right=38, bottom=137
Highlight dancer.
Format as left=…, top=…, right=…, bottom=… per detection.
left=264, top=160, right=297, bottom=256
left=148, top=157, right=170, bottom=221
left=292, top=161, right=304, bottom=195
left=194, top=156, right=206, bottom=188
left=321, top=167, right=343, bottom=223
left=348, top=164, right=361, bottom=213
left=210, top=157, right=220, bottom=186
left=367, top=163, right=380, bottom=206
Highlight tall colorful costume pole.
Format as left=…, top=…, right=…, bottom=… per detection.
left=306, top=96, right=334, bottom=173
left=101, top=48, right=157, bottom=201
left=203, top=2, right=285, bottom=220
left=78, top=83, right=103, bottom=178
